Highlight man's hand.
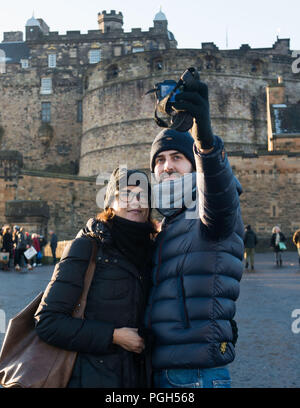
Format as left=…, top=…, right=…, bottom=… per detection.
left=113, top=327, right=145, bottom=354
left=173, top=80, right=215, bottom=151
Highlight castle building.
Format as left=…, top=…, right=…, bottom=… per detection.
left=0, top=10, right=299, bottom=247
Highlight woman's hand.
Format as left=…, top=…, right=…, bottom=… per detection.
left=113, top=327, right=145, bottom=354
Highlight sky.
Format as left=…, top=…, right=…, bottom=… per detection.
left=0, top=0, right=300, bottom=51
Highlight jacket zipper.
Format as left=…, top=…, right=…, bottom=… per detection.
left=178, top=274, right=190, bottom=328
left=148, top=225, right=168, bottom=329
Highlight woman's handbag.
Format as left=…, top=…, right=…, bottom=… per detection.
left=36, top=251, right=42, bottom=261
left=0, top=239, right=98, bottom=388
left=0, top=252, right=10, bottom=264
left=279, top=242, right=287, bottom=251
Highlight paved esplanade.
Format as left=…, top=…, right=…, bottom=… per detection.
left=0, top=251, right=299, bottom=388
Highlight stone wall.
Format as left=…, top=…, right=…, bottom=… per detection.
left=274, top=135, right=300, bottom=151
left=80, top=47, right=300, bottom=176
left=0, top=170, right=100, bottom=240
left=230, top=151, right=300, bottom=248
left=0, top=68, right=82, bottom=174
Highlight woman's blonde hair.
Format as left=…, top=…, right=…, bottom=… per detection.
left=2, top=225, right=11, bottom=234
left=272, top=226, right=281, bottom=234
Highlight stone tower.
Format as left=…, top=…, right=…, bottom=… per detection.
left=153, top=8, right=168, bottom=31
left=25, top=14, right=49, bottom=41
left=97, top=10, right=124, bottom=33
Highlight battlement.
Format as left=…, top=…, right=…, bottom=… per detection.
left=25, top=24, right=171, bottom=42
left=3, top=31, right=23, bottom=43
left=202, top=42, right=219, bottom=51
left=98, top=10, right=123, bottom=18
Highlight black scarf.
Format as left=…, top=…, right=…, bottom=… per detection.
left=109, top=215, right=153, bottom=271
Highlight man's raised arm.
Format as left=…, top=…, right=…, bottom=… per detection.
left=173, top=79, right=241, bottom=239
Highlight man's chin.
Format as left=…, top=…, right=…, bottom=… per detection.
left=161, top=174, right=181, bottom=182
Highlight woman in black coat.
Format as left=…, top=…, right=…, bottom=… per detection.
left=34, top=168, right=155, bottom=388
left=270, top=226, right=286, bottom=266
left=2, top=225, right=13, bottom=271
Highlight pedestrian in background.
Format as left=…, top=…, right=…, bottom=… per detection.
left=292, top=229, right=300, bottom=267
left=49, top=230, right=58, bottom=265
left=1, top=225, right=13, bottom=271
left=243, top=225, right=258, bottom=272
left=270, top=226, right=286, bottom=267
left=38, top=234, right=47, bottom=266
left=0, top=227, right=3, bottom=250
left=13, top=225, right=27, bottom=272
left=24, top=231, right=33, bottom=270
left=31, top=233, right=41, bottom=267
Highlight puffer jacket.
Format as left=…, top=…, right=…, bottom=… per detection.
left=35, top=219, right=153, bottom=388
left=144, top=136, right=244, bottom=370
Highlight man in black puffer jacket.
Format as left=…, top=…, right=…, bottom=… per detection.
left=144, top=75, right=244, bottom=388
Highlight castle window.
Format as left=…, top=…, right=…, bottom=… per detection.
left=251, top=59, right=263, bottom=74
left=204, top=55, right=218, bottom=70
left=114, top=46, right=122, bottom=57
left=132, top=47, right=144, bottom=53
left=41, top=102, right=51, bottom=123
left=21, top=59, right=29, bottom=69
left=48, top=54, right=56, bottom=68
left=40, top=78, right=52, bottom=94
left=77, top=101, right=82, bottom=123
left=152, top=58, right=163, bottom=71
left=89, top=49, right=101, bottom=64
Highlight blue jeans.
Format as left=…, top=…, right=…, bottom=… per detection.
left=153, top=366, right=231, bottom=388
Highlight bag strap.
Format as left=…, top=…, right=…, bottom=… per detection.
left=72, top=238, right=99, bottom=319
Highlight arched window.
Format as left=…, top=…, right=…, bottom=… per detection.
left=106, top=64, right=119, bottom=80
left=251, top=59, right=263, bottom=74
left=204, top=55, right=218, bottom=70
left=151, top=58, right=164, bottom=71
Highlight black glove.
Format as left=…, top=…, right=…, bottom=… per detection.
left=173, top=81, right=215, bottom=150
left=230, top=319, right=238, bottom=347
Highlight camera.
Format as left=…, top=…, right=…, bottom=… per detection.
left=156, top=80, right=181, bottom=103
left=146, top=67, right=200, bottom=132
